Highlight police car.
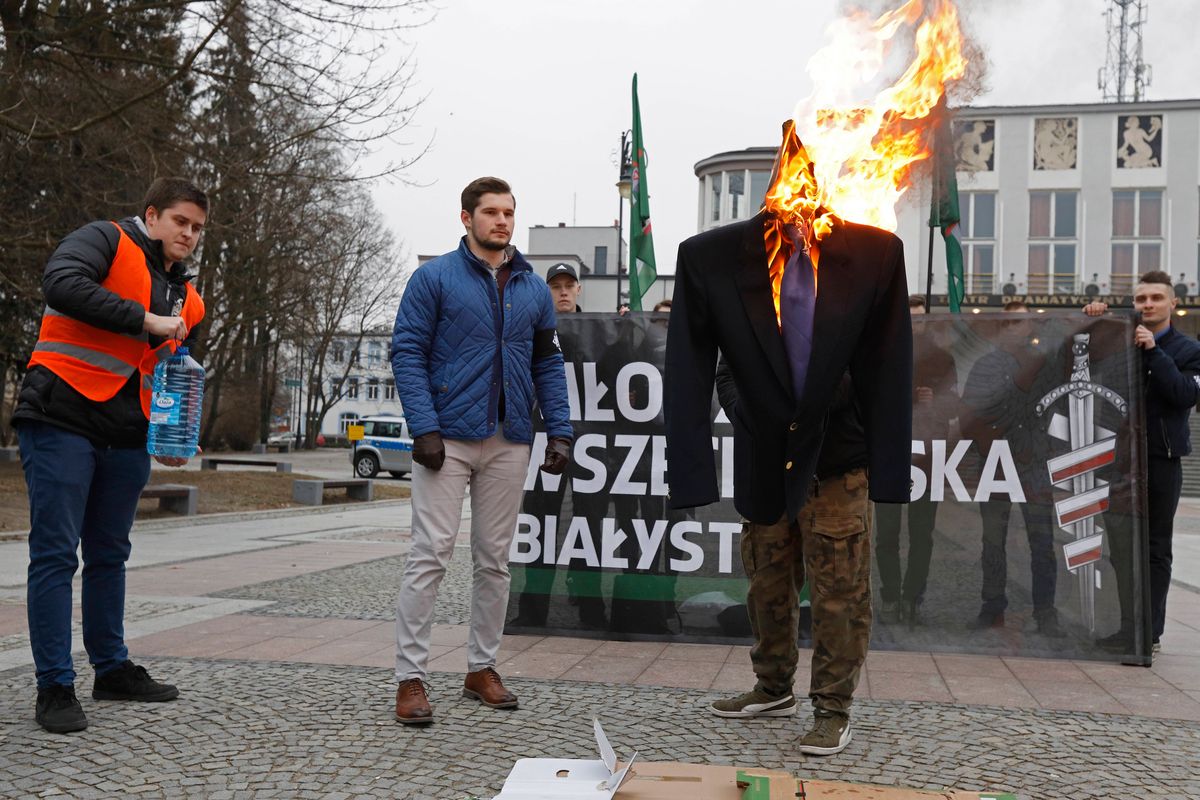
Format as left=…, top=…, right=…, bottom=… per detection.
left=351, top=415, right=413, bottom=479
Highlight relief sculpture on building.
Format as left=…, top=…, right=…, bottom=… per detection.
left=954, top=119, right=995, bottom=172
left=1116, top=114, right=1162, bottom=168
left=1033, top=117, right=1077, bottom=170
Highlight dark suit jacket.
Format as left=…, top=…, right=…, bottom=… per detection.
left=665, top=212, right=912, bottom=524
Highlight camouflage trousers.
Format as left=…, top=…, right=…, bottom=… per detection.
left=742, top=468, right=872, bottom=718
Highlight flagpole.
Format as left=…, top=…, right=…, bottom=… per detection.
left=925, top=116, right=939, bottom=311
left=615, top=129, right=632, bottom=311
left=925, top=225, right=935, bottom=311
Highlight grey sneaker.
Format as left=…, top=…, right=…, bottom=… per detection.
left=797, top=714, right=852, bottom=755
left=709, top=688, right=796, bottom=718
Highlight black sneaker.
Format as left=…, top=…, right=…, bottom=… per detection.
left=1034, top=610, right=1067, bottom=638
left=970, top=610, right=1004, bottom=630
left=904, top=599, right=923, bottom=627
left=36, top=685, right=88, bottom=733
left=92, top=661, right=179, bottom=702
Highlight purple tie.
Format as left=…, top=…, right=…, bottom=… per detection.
left=780, top=228, right=816, bottom=403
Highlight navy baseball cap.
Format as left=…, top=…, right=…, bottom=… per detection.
left=545, top=263, right=579, bottom=282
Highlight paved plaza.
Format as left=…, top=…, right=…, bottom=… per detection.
left=1, top=455, right=1199, bottom=798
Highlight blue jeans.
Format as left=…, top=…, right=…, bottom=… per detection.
left=19, top=421, right=150, bottom=688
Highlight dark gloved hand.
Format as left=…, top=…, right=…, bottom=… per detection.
left=412, top=431, right=446, bottom=471
left=540, top=437, right=571, bottom=475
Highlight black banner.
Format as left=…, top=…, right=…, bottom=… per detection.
left=505, top=311, right=1149, bottom=663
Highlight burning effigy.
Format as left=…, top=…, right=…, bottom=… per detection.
left=763, top=0, right=970, bottom=317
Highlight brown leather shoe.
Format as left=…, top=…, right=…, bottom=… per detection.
left=395, top=678, right=434, bottom=725
left=462, top=667, right=518, bottom=709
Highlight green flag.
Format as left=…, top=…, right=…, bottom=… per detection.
left=628, top=74, right=657, bottom=311
left=931, top=119, right=965, bottom=313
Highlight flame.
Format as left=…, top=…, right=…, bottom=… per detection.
left=762, top=0, right=967, bottom=321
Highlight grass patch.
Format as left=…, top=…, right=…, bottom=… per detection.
left=0, top=461, right=409, bottom=532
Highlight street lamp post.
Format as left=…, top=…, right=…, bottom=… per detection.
left=615, top=129, right=632, bottom=311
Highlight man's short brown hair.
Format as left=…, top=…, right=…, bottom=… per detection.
left=143, top=177, right=208, bottom=215
left=461, top=177, right=514, bottom=214
left=653, top=299, right=672, bottom=312
left=908, top=294, right=927, bottom=309
left=1002, top=300, right=1029, bottom=312
left=1138, top=270, right=1173, bottom=288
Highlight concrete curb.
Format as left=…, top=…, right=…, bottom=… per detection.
left=0, top=497, right=412, bottom=542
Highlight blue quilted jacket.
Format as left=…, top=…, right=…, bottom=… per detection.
left=391, top=238, right=573, bottom=444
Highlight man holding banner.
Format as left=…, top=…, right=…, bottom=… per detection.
left=665, top=123, right=912, bottom=755
left=1084, top=271, right=1200, bottom=653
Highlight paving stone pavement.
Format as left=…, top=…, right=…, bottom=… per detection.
left=0, top=596, right=208, bottom=654
left=214, top=551, right=473, bottom=626
left=0, top=657, right=1197, bottom=800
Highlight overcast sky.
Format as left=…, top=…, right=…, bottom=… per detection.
left=370, top=0, right=1196, bottom=275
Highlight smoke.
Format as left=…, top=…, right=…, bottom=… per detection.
left=830, top=0, right=990, bottom=106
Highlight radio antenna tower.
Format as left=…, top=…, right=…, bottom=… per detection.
left=1098, top=0, right=1151, bottom=102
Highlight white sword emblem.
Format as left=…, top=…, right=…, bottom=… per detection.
left=1035, top=333, right=1127, bottom=632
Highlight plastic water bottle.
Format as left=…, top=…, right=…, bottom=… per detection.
left=147, top=346, right=205, bottom=458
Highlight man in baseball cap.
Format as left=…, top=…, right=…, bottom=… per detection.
left=546, top=263, right=582, bottom=313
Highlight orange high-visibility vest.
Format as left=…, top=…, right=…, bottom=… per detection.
left=28, top=222, right=205, bottom=419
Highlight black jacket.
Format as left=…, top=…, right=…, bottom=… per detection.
left=13, top=217, right=198, bottom=448
left=666, top=212, right=912, bottom=524
left=1143, top=326, right=1200, bottom=459
left=716, top=356, right=866, bottom=480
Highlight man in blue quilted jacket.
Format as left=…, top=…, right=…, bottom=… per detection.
left=390, top=176, right=574, bottom=724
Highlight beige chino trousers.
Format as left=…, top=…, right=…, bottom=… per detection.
left=394, top=431, right=531, bottom=682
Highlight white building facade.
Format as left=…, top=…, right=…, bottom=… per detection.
left=314, top=330, right=402, bottom=438
left=694, top=98, right=1200, bottom=316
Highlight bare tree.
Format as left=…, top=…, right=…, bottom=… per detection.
left=290, top=193, right=406, bottom=448
left=0, top=0, right=432, bottom=445
left=186, top=0, right=429, bottom=446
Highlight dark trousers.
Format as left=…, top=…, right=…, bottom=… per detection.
left=512, top=476, right=608, bottom=629
left=18, top=421, right=150, bottom=688
left=874, top=496, right=937, bottom=604
left=1147, top=456, right=1181, bottom=640
left=979, top=499, right=1057, bottom=616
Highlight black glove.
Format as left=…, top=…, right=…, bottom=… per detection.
left=540, top=436, right=571, bottom=475
left=412, top=431, right=445, bottom=471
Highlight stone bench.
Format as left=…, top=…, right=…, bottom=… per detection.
left=252, top=442, right=294, bottom=454
left=140, top=483, right=198, bottom=516
left=292, top=478, right=373, bottom=506
left=201, top=457, right=292, bottom=473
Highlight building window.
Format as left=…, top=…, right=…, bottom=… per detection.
left=1111, top=189, right=1163, bottom=293
left=384, top=379, right=395, bottom=400
left=367, top=341, right=382, bottom=367
left=1028, top=190, right=1077, bottom=294
left=709, top=173, right=722, bottom=223
left=339, top=412, right=359, bottom=433
left=347, top=377, right=359, bottom=399
left=960, top=192, right=996, bottom=293
left=728, top=171, right=746, bottom=220
left=593, top=245, right=608, bottom=275
left=329, top=378, right=342, bottom=397
left=367, top=378, right=379, bottom=400
left=750, top=170, right=771, bottom=211
left=332, top=341, right=345, bottom=364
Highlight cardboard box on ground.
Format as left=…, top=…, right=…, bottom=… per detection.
left=491, top=721, right=1019, bottom=800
